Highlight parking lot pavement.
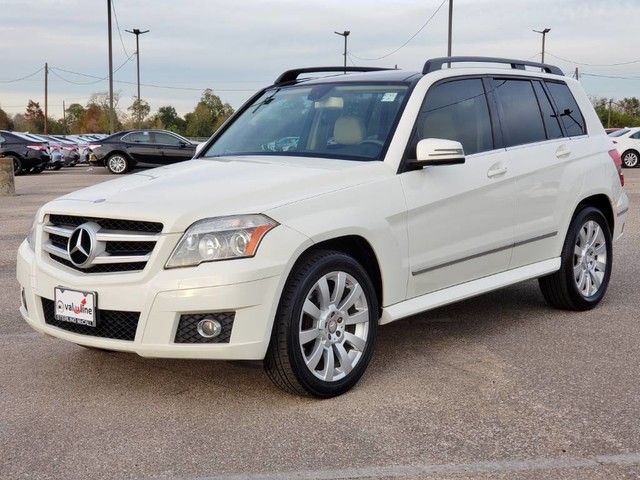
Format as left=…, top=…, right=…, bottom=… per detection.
left=1, top=167, right=639, bottom=480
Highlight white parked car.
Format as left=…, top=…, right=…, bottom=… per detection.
left=17, top=57, right=629, bottom=397
left=609, top=126, right=640, bottom=167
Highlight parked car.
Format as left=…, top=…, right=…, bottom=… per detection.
left=21, top=133, right=65, bottom=171
left=62, top=135, right=99, bottom=164
left=48, top=135, right=81, bottom=166
left=90, top=129, right=198, bottom=174
left=608, top=127, right=640, bottom=167
left=17, top=57, right=629, bottom=398
left=0, top=130, right=51, bottom=175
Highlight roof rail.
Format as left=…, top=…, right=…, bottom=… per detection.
left=274, top=66, right=393, bottom=86
left=422, top=56, right=564, bottom=76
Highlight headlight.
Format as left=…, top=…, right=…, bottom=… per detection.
left=26, top=210, right=40, bottom=251
left=165, top=214, right=278, bottom=268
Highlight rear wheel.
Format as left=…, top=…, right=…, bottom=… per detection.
left=539, top=207, right=612, bottom=310
left=106, top=154, right=129, bottom=174
left=265, top=250, right=379, bottom=397
left=621, top=150, right=639, bottom=168
left=8, top=155, right=24, bottom=176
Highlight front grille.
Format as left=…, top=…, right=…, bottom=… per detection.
left=175, top=312, right=235, bottom=344
left=42, top=298, right=139, bottom=341
left=42, top=214, right=163, bottom=274
left=49, top=215, right=163, bottom=233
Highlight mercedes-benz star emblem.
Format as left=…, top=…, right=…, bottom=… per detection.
left=67, top=223, right=99, bottom=267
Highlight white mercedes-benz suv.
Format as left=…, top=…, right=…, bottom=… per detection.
left=17, top=57, right=629, bottom=397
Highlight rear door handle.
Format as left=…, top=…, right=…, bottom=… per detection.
left=556, top=145, right=571, bottom=158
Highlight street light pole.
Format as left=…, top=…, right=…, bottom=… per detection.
left=533, top=28, right=551, bottom=64
left=126, top=28, right=149, bottom=129
left=334, top=31, right=350, bottom=73
left=447, top=0, right=453, bottom=57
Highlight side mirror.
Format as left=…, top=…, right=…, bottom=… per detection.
left=411, top=138, right=466, bottom=168
left=194, top=142, right=206, bottom=157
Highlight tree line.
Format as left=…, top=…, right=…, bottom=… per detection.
left=0, top=89, right=234, bottom=138
left=591, top=96, right=640, bottom=129
left=5, top=92, right=639, bottom=137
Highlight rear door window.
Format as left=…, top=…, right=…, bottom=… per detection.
left=492, top=79, right=547, bottom=147
left=532, top=81, right=564, bottom=140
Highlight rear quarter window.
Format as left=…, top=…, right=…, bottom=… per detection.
left=545, top=81, right=586, bottom=137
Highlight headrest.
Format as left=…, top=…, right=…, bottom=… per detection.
left=334, top=116, right=365, bottom=145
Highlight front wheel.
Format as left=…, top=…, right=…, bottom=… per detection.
left=106, top=154, right=129, bottom=174
left=265, top=250, right=379, bottom=397
left=539, top=207, right=612, bottom=311
left=621, top=150, right=639, bottom=168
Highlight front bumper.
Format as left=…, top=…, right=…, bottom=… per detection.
left=17, top=225, right=311, bottom=360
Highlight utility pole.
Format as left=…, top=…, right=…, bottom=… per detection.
left=126, top=28, right=149, bottom=129
left=334, top=31, right=350, bottom=73
left=44, top=63, right=48, bottom=134
left=107, top=0, right=114, bottom=134
left=533, top=28, right=551, bottom=65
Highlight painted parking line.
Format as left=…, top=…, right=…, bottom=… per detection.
left=158, top=453, right=640, bottom=480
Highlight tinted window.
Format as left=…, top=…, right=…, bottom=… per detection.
left=545, top=82, right=586, bottom=136
left=417, top=78, right=493, bottom=156
left=532, top=82, right=563, bottom=140
left=493, top=79, right=546, bottom=147
left=154, top=132, right=183, bottom=145
left=630, top=131, right=640, bottom=140
left=123, top=131, right=151, bottom=143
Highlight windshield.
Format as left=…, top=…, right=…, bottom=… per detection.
left=202, top=83, right=409, bottom=161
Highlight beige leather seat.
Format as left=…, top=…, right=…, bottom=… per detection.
left=334, top=116, right=365, bottom=145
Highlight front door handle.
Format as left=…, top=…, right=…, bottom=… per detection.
left=487, top=165, right=507, bottom=178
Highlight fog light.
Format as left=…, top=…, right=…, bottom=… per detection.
left=197, top=318, right=222, bottom=339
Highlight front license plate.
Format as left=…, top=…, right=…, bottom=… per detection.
left=54, top=287, right=97, bottom=327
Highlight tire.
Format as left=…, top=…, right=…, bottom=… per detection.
left=265, top=250, right=379, bottom=398
left=621, top=150, right=639, bottom=168
left=30, top=166, right=44, bottom=174
left=539, top=207, right=612, bottom=311
left=8, top=155, right=24, bottom=176
left=106, top=154, right=129, bottom=174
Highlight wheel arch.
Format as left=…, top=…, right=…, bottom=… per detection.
left=295, top=235, right=384, bottom=317
left=575, top=194, right=615, bottom=235
left=106, top=150, right=133, bottom=161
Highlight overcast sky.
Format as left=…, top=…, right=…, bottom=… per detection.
left=2, top=0, right=639, bottom=120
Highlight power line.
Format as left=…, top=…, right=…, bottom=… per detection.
left=0, top=67, right=45, bottom=83
left=111, top=0, right=132, bottom=59
left=350, top=0, right=447, bottom=61
left=47, top=66, right=254, bottom=92
left=580, top=72, right=640, bottom=81
left=546, top=52, right=640, bottom=68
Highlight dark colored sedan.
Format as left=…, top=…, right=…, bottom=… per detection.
left=0, top=130, right=51, bottom=175
left=91, top=130, right=199, bottom=174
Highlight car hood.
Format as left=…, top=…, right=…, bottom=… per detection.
left=42, top=156, right=394, bottom=232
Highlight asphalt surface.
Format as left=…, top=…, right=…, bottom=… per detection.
left=1, top=165, right=639, bottom=480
